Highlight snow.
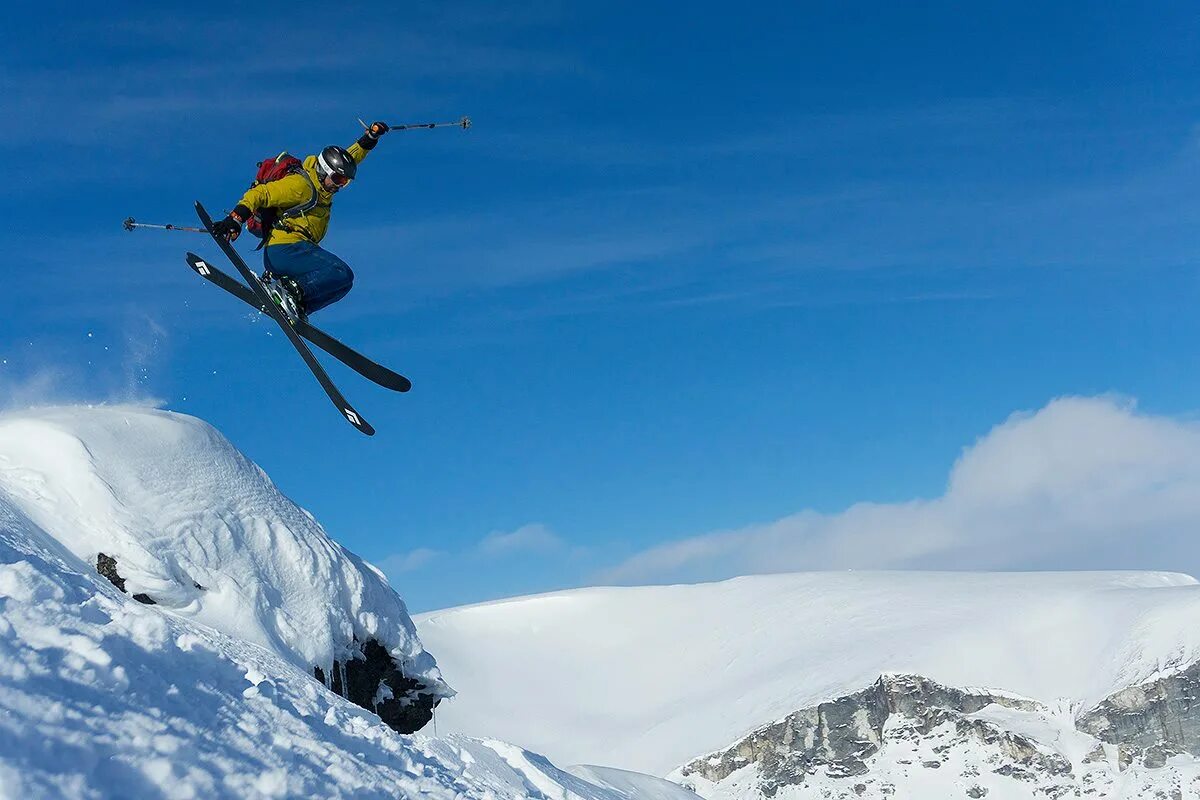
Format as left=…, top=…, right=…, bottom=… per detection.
left=568, top=765, right=706, bottom=799
left=416, top=570, right=1200, bottom=776
left=0, top=405, right=695, bottom=799
left=0, top=522, right=649, bottom=798
left=0, top=405, right=444, bottom=686
left=967, top=701, right=1100, bottom=768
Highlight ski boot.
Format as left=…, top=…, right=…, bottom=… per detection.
left=264, top=275, right=306, bottom=325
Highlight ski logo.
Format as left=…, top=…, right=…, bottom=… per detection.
left=194, top=260, right=212, bottom=277
left=344, top=409, right=361, bottom=426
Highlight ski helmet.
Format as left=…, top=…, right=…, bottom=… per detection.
left=316, top=145, right=357, bottom=184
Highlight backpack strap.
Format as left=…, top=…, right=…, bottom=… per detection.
left=258, top=168, right=320, bottom=248
left=278, top=168, right=319, bottom=220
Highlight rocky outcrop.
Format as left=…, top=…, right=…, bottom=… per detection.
left=314, top=639, right=440, bottom=734
left=96, top=551, right=438, bottom=735
left=677, top=666, right=1200, bottom=799
left=96, top=552, right=156, bottom=604
left=1079, top=660, right=1200, bottom=768
left=679, top=674, right=1063, bottom=797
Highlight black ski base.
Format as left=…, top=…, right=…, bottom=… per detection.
left=185, top=252, right=411, bottom=393
left=192, top=202, right=377, bottom=435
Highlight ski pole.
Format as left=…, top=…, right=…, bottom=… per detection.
left=357, top=116, right=472, bottom=133
left=123, top=217, right=208, bottom=234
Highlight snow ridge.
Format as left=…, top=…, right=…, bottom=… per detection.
left=0, top=405, right=443, bottom=688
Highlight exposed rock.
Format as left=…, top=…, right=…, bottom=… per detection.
left=97, top=551, right=437, bottom=734
left=315, top=639, right=440, bottom=734
left=96, top=552, right=127, bottom=592
left=1079, top=660, right=1200, bottom=767
left=680, top=674, right=1061, bottom=797
left=993, top=763, right=1035, bottom=781
left=96, top=552, right=155, bottom=604
left=677, top=663, right=1200, bottom=799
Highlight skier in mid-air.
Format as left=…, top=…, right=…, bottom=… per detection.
left=169, top=116, right=466, bottom=431
left=209, top=120, right=391, bottom=321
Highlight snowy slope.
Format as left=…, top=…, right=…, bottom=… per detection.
left=0, top=405, right=444, bottom=687
left=0, top=405, right=698, bottom=799
left=568, top=765, right=705, bottom=799
left=0, top=495, right=684, bottom=798
left=415, top=570, right=1200, bottom=776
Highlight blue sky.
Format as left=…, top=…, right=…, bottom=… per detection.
left=5, top=1, right=1200, bottom=611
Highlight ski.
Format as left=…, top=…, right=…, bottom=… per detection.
left=184, top=252, right=411, bottom=393
left=193, top=202, right=375, bottom=436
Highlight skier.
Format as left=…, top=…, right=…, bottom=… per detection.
left=209, top=121, right=391, bottom=321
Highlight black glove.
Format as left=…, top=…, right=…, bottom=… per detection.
left=211, top=215, right=242, bottom=242
left=367, top=120, right=390, bottom=139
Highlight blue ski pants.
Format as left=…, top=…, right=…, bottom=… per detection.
left=263, top=241, right=354, bottom=314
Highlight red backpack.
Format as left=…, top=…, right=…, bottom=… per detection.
left=245, top=152, right=319, bottom=246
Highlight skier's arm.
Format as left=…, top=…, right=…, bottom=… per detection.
left=234, top=173, right=315, bottom=217
left=347, top=121, right=390, bottom=165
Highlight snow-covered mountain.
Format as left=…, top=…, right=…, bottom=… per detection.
left=674, top=669, right=1200, bottom=799
left=0, top=405, right=697, bottom=799
left=10, top=403, right=1200, bottom=798
left=416, top=571, right=1200, bottom=798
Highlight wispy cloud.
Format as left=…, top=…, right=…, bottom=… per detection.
left=330, top=100, right=1200, bottom=323
left=477, top=523, right=565, bottom=556
left=476, top=97, right=1061, bottom=167
left=600, top=396, right=1200, bottom=585
left=378, top=547, right=442, bottom=574
left=1, top=10, right=573, bottom=148
left=378, top=523, right=588, bottom=608
left=337, top=193, right=720, bottom=305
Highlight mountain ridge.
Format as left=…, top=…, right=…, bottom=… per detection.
left=417, top=569, right=1200, bottom=776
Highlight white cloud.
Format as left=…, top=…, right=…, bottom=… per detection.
left=601, top=396, right=1200, bottom=584
left=379, top=547, right=441, bottom=575
left=478, top=523, right=564, bottom=556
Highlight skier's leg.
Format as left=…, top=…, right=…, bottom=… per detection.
left=299, top=246, right=355, bottom=312
left=263, top=243, right=355, bottom=315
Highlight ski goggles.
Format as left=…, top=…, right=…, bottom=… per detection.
left=329, top=172, right=353, bottom=187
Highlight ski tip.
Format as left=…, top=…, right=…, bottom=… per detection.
left=193, top=201, right=214, bottom=229
left=343, top=407, right=375, bottom=436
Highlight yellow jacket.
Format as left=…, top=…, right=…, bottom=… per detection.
left=235, top=140, right=371, bottom=246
